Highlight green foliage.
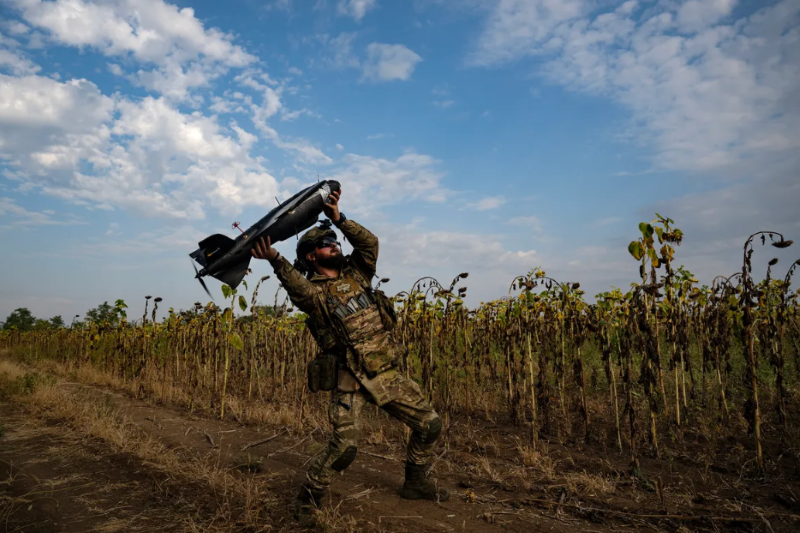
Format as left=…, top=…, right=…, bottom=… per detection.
left=2, top=308, right=36, bottom=331
left=0, top=371, right=53, bottom=400
left=229, top=332, right=243, bottom=351
left=85, top=301, right=117, bottom=325
left=628, top=241, right=644, bottom=261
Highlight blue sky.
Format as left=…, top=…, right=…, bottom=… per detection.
left=1, top=0, right=798, bottom=323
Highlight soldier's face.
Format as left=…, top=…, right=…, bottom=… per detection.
left=314, top=238, right=341, bottom=259
left=307, top=238, right=343, bottom=270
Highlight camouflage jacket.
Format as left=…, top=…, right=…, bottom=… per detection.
left=268, top=219, right=402, bottom=402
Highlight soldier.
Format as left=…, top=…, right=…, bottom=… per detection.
left=250, top=188, right=449, bottom=517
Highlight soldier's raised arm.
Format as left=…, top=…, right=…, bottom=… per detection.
left=251, top=236, right=319, bottom=314
left=335, top=218, right=378, bottom=280
left=324, top=189, right=378, bottom=279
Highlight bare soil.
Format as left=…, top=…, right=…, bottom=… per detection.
left=2, top=369, right=799, bottom=532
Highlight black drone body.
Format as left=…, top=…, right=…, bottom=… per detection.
left=190, top=180, right=341, bottom=295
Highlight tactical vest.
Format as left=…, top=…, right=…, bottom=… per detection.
left=306, top=265, right=399, bottom=378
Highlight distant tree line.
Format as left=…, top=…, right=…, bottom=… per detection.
left=1, top=301, right=122, bottom=331
left=1, top=301, right=299, bottom=331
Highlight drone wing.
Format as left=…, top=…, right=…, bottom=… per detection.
left=190, top=233, right=236, bottom=268
left=209, top=256, right=252, bottom=289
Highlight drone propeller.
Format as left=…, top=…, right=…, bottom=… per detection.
left=190, top=258, right=214, bottom=301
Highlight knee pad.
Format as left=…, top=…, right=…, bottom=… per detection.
left=421, top=416, right=442, bottom=445
left=331, top=445, right=357, bottom=471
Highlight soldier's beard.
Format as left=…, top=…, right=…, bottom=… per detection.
left=316, top=253, right=345, bottom=271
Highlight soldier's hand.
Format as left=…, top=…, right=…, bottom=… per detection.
left=324, top=189, right=341, bottom=223
left=251, top=236, right=278, bottom=261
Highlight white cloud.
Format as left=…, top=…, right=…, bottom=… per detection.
left=0, top=47, right=39, bottom=75
left=133, top=57, right=222, bottom=100
left=362, top=43, right=422, bottom=82
left=319, top=32, right=361, bottom=70
left=467, top=0, right=585, bottom=67
left=433, top=99, right=455, bottom=108
left=335, top=143, right=344, bottom=150
left=252, top=118, right=332, bottom=165
left=74, top=224, right=209, bottom=257
left=323, top=151, right=448, bottom=216
left=468, top=0, right=800, bottom=173
left=1, top=20, right=30, bottom=36
left=338, top=0, right=377, bottom=21
left=0, top=196, right=86, bottom=229
left=9, top=0, right=256, bottom=98
left=589, top=216, right=621, bottom=227
left=469, top=196, right=506, bottom=211
left=208, top=96, right=245, bottom=114
left=10, top=0, right=255, bottom=66
left=113, top=97, right=243, bottom=160
left=506, top=215, right=546, bottom=240
left=0, top=72, right=288, bottom=218
left=0, top=74, right=115, bottom=173
left=228, top=71, right=331, bottom=165
left=106, top=62, right=123, bottom=76
left=676, top=0, right=737, bottom=33
left=507, top=215, right=541, bottom=227
left=105, top=221, right=120, bottom=236
left=373, top=221, right=539, bottom=303
left=280, top=107, right=319, bottom=121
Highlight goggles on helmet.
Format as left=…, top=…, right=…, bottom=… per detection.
left=315, top=237, right=341, bottom=249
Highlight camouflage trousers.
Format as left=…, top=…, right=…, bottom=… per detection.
left=305, top=370, right=441, bottom=492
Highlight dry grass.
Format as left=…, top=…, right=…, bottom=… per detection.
left=517, top=444, right=558, bottom=480
left=1, top=365, right=280, bottom=533
left=312, top=500, right=359, bottom=533
left=0, top=359, right=26, bottom=380
left=46, top=359, right=332, bottom=436
left=563, top=470, right=617, bottom=496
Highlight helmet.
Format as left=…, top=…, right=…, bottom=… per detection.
left=296, top=220, right=337, bottom=265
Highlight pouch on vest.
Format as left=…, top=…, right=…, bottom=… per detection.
left=307, top=353, right=338, bottom=393
left=368, top=287, right=398, bottom=332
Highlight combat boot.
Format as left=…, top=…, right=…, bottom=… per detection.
left=400, top=462, right=450, bottom=502
left=292, top=484, right=327, bottom=518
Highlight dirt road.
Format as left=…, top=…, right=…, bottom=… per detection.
left=2, top=362, right=798, bottom=532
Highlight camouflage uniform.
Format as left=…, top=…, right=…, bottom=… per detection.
left=268, top=218, right=443, bottom=493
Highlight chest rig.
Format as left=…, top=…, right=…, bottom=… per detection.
left=323, top=269, right=396, bottom=377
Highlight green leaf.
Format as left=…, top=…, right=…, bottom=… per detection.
left=229, top=332, right=243, bottom=351
left=221, top=284, right=232, bottom=299
left=628, top=241, right=644, bottom=261
left=238, top=295, right=248, bottom=312
left=242, top=280, right=248, bottom=290
left=654, top=227, right=664, bottom=243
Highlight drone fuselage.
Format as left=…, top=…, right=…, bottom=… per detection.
left=190, top=180, right=341, bottom=290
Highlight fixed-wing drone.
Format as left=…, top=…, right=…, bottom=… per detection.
left=189, top=180, right=341, bottom=297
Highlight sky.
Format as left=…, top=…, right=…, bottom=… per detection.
left=0, top=0, right=798, bottom=323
